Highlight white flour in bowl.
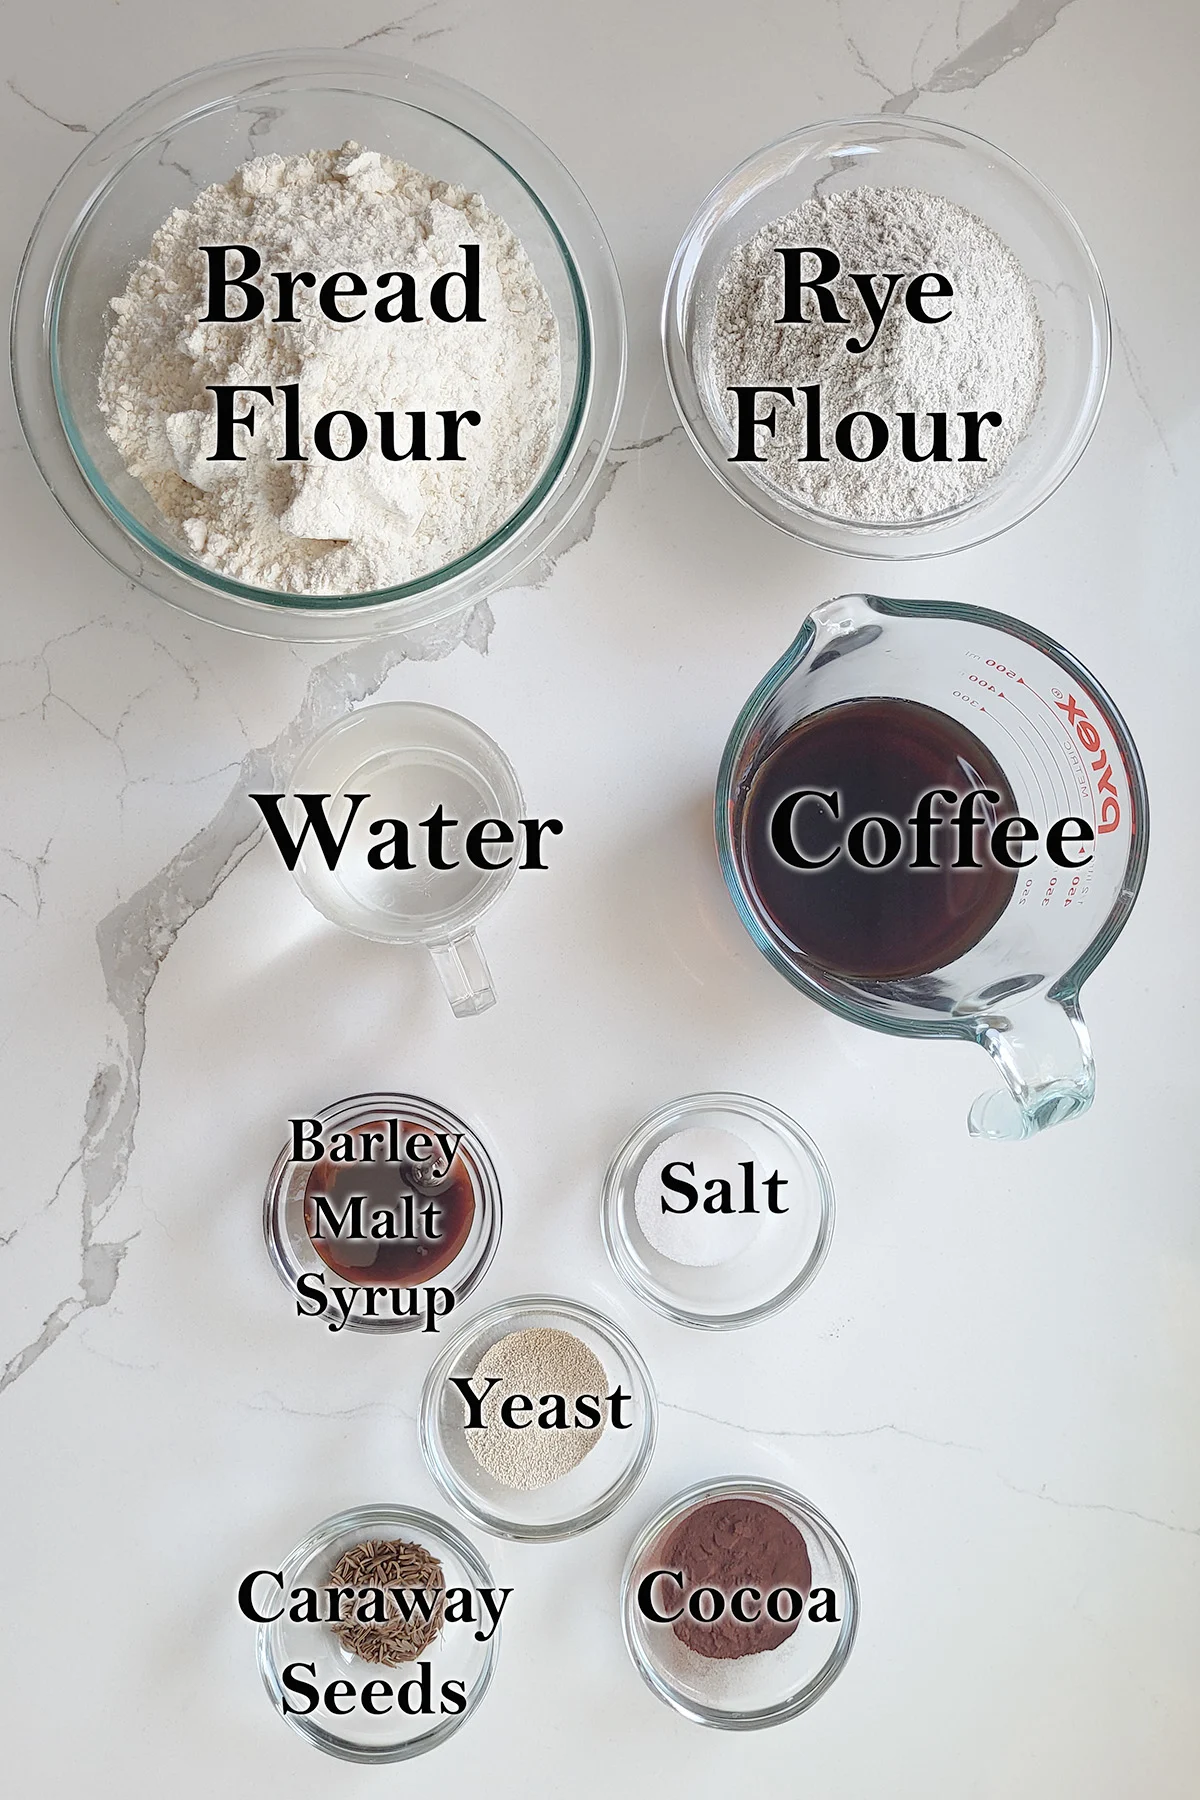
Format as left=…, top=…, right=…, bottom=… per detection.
left=98, top=143, right=561, bottom=595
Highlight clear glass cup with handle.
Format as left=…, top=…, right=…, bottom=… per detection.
left=716, top=594, right=1149, bottom=1141
left=282, top=702, right=525, bottom=1017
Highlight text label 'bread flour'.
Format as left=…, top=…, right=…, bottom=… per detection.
left=201, top=243, right=489, bottom=464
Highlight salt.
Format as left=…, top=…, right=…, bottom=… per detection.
left=633, top=1126, right=763, bottom=1267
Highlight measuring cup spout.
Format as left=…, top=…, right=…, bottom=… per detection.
left=968, top=993, right=1095, bottom=1142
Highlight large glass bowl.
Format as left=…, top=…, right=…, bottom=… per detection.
left=662, top=114, right=1109, bottom=559
left=11, top=49, right=626, bottom=639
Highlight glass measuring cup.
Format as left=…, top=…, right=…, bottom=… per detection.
left=716, top=595, right=1148, bottom=1140
left=285, top=703, right=524, bottom=1017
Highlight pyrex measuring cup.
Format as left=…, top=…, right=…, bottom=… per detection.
left=716, top=595, right=1148, bottom=1140
left=285, top=703, right=524, bottom=1018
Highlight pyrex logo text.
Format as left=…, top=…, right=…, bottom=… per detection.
left=1054, top=694, right=1121, bottom=835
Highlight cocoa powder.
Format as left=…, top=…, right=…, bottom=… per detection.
left=660, top=1496, right=812, bottom=1660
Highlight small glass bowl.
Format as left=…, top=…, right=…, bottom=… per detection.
left=11, top=48, right=626, bottom=639
left=621, top=1478, right=859, bottom=1729
left=263, top=1092, right=501, bottom=1333
left=601, top=1093, right=834, bottom=1329
left=419, top=1295, right=657, bottom=1540
left=256, top=1502, right=498, bottom=1762
left=663, top=113, right=1109, bottom=558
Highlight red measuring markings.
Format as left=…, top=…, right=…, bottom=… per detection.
left=962, top=655, right=1121, bottom=835
left=984, top=678, right=1093, bottom=827
left=1002, top=675, right=1118, bottom=835
left=1051, top=691, right=1121, bottom=835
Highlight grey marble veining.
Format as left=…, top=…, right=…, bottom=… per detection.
left=0, top=3, right=1194, bottom=1795
left=0, top=423, right=675, bottom=1392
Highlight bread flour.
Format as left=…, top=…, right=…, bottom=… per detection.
left=98, top=143, right=561, bottom=594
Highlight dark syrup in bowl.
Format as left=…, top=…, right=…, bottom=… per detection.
left=303, top=1121, right=476, bottom=1284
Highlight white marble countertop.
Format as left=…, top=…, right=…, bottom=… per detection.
left=1, top=1, right=1197, bottom=1794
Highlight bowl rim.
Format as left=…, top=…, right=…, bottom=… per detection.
left=661, top=110, right=1111, bottom=561
left=620, top=1476, right=860, bottom=1729
left=11, top=47, right=627, bottom=638
left=418, top=1292, right=659, bottom=1541
left=255, top=1500, right=499, bottom=1762
left=599, top=1090, right=836, bottom=1330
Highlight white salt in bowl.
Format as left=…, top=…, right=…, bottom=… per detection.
left=12, top=49, right=625, bottom=639
left=419, top=1295, right=657, bottom=1541
left=663, top=114, right=1109, bottom=558
left=601, top=1093, right=834, bottom=1329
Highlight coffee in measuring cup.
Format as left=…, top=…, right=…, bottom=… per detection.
left=739, top=696, right=1092, bottom=982
left=717, top=595, right=1147, bottom=1140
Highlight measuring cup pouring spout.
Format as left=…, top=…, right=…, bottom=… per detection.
left=716, top=594, right=1149, bottom=1141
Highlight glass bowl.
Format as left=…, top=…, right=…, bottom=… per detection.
left=11, top=48, right=626, bottom=639
left=662, top=113, right=1109, bottom=559
left=600, top=1093, right=834, bottom=1329
left=621, top=1478, right=859, bottom=1729
left=256, top=1502, right=498, bottom=1761
left=419, top=1295, right=657, bottom=1541
left=263, top=1092, right=502, bottom=1333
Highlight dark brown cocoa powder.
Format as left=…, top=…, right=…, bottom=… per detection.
left=660, top=1496, right=812, bottom=1660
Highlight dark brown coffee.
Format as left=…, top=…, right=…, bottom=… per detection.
left=304, top=1120, right=475, bottom=1284
left=740, top=697, right=1018, bottom=981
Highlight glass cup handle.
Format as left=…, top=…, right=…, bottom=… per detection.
left=968, top=993, right=1095, bottom=1142
left=428, top=930, right=496, bottom=1019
